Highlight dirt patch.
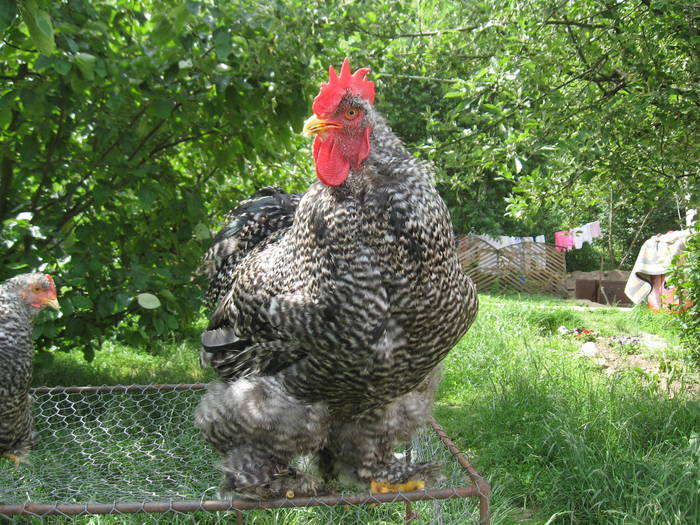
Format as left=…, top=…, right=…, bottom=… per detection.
left=578, top=334, right=699, bottom=396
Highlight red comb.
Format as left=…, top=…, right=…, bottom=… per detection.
left=312, top=57, right=375, bottom=116
left=44, top=273, right=55, bottom=292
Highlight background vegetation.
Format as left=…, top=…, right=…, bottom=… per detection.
left=669, top=232, right=700, bottom=360
left=2, top=0, right=698, bottom=355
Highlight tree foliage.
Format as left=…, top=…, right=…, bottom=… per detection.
left=1, top=0, right=320, bottom=356
left=668, top=233, right=700, bottom=359
left=1, top=0, right=698, bottom=356
left=360, top=0, right=699, bottom=262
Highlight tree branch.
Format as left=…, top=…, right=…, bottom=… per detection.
left=127, top=119, right=166, bottom=162
left=0, top=71, right=44, bottom=81
left=542, top=19, right=609, bottom=29
left=353, top=23, right=488, bottom=40
left=436, top=55, right=608, bottom=152
left=196, top=166, right=219, bottom=185
left=148, top=130, right=219, bottom=158
left=378, top=73, right=463, bottom=83
left=384, top=25, right=484, bottom=38
left=563, top=21, right=609, bottom=95
left=32, top=85, right=68, bottom=212
left=98, top=106, right=148, bottom=162
left=0, top=108, right=20, bottom=222
left=0, top=157, right=14, bottom=222
left=1, top=39, right=36, bottom=53
left=127, top=102, right=183, bottom=163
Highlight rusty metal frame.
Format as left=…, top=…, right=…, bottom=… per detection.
left=0, top=384, right=490, bottom=524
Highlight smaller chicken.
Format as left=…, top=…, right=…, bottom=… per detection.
left=0, top=273, right=59, bottom=466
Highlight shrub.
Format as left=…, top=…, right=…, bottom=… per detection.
left=667, top=232, right=700, bottom=360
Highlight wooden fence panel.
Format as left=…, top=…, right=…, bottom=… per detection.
left=457, top=236, right=566, bottom=296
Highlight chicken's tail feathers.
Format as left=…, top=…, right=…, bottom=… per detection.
left=213, top=187, right=301, bottom=246
left=202, top=186, right=303, bottom=306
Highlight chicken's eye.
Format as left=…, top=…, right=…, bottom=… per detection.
left=32, top=285, right=41, bottom=293
left=344, top=108, right=360, bottom=120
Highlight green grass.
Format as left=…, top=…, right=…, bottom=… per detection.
left=438, top=293, right=700, bottom=524
left=32, top=339, right=214, bottom=387
left=20, top=293, right=700, bottom=524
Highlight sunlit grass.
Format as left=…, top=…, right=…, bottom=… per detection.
left=32, top=338, right=214, bottom=387
left=438, top=293, right=699, bottom=524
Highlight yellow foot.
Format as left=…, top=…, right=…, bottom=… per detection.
left=1, top=452, right=22, bottom=468
left=370, top=479, right=425, bottom=493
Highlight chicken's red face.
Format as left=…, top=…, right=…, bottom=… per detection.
left=303, top=58, right=375, bottom=186
left=20, top=274, right=60, bottom=310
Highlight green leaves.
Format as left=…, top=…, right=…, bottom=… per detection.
left=668, top=233, right=700, bottom=359
left=149, top=98, right=174, bottom=119
left=213, top=28, right=232, bottom=60
left=0, top=0, right=17, bottom=32
left=52, top=56, right=71, bottom=75
left=193, top=222, right=211, bottom=240
left=1, top=0, right=317, bottom=357
left=137, top=293, right=161, bottom=310
left=18, top=0, right=55, bottom=54
left=73, top=52, right=96, bottom=80
left=151, top=15, right=174, bottom=46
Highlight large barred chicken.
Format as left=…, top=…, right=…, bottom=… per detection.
left=0, top=273, right=59, bottom=466
left=196, top=59, right=478, bottom=498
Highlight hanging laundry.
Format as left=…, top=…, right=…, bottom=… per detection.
left=572, top=226, right=585, bottom=249
left=535, top=235, right=546, bottom=243
left=588, top=220, right=601, bottom=238
left=475, top=235, right=532, bottom=249
left=573, top=224, right=594, bottom=249
left=554, top=230, right=574, bottom=251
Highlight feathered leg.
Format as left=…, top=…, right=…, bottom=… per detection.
left=1, top=393, right=34, bottom=468
left=320, top=367, right=444, bottom=490
left=195, top=377, right=330, bottom=498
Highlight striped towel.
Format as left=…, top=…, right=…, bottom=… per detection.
left=624, top=231, right=691, bottom=304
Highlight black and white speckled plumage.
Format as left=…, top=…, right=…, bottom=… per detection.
left=203, top=187, right=303, bottom=309
left=0, top=273, right=54, bottom=464
left=196, top=96, right=478, bottom=497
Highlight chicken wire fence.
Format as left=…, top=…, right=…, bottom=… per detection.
left=0, top=384, right=490, bottom=524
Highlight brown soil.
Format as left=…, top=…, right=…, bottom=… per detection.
left=583, top=333, right=699, bottom=396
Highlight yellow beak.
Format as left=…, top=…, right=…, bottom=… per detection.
left=302, top=115, right=340, bottom=137
left=45, top=297, right=60, bottom=310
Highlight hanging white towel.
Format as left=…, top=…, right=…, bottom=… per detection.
left=624, top=230, right=691, bottom=304
left=573, top=224, right=593, bottom=249
left=587, top=221, right=601, bottom=238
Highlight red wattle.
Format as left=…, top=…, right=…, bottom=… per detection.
left=313, top=136, right=350, bottom=186
left=312, top=127, right=373, bottom=187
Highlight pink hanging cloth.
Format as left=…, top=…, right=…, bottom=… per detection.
left=554, top=230, right=574, bottom=252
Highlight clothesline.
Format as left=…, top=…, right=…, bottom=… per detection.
left=464, top=234, right=549, bottom=272
left=471, top=234, right=546, bottom=249
left=468, top=219, right=602, bottom=253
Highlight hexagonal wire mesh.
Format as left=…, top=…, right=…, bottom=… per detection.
left=0, top=384, right=490, bottom=524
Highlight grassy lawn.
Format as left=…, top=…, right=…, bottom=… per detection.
left=439, top=294, right=699, bottom=524
left=19, top=293, right=700, bottom=524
